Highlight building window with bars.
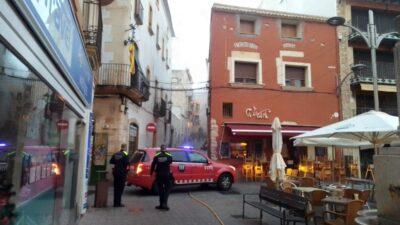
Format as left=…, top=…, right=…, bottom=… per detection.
left=234, top=61, right=258, bottom=84
left=222, top=103, right=233, bottom=118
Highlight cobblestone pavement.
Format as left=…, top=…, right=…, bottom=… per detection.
left=78, top=182, right=293, bottom=225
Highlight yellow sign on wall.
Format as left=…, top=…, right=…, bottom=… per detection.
left=129, top=44, right=135, bottom=74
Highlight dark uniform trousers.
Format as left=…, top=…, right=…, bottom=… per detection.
left=113, top=174, right=126, bottom=206
left=157, top=174, right=172, bottom=207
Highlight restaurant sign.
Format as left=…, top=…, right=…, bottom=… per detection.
left=245, top=107, right=271, bottom=119
left=12, top=0, right=94, bottom=106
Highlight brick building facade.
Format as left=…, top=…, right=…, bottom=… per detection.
left=208, top=4, right=340, bottom=169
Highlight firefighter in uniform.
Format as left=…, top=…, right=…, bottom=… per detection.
left=110, top=144, right=129, bottom=207
left=150, top=144, right=173, bottom=210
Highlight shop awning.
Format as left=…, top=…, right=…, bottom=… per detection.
left=227, top=124, right=318, bottom=136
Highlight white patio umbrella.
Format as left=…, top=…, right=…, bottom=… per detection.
left=293, top=137, right=372, bottom=148
left=294, top=111, right=399, bottom=154
left=270, top=117, right=286, bottom=182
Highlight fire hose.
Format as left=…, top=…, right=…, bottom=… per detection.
left=188, top=192, right=225, bottom=225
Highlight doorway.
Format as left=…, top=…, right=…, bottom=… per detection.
left=129, top=123, right=139, bottom=156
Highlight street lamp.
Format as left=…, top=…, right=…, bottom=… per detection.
left=328, top=10, right=398, bottom=111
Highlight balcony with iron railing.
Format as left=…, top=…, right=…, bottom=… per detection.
left=153, top=98, right=167, bottom=118
left=349, top=8, right=400, bottom=43
left=83, top=0, right=103, bottom=67
left=96, top=63, right=150, bottom=104
left=351, top=51, right=396, bottom=85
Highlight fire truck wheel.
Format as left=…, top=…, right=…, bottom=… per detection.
left=217, top=173, right=232, bottom=191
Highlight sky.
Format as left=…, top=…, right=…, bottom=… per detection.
left=168, top=0, right=262, bottom=86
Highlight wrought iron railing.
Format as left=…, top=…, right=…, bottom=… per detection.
left=153, top=99, right=167, bottom=117
left=350, top=9, right=397, bottom=34
left=97, top=63, right=150, bottom=100
left=352, top=51, right=396, bottom=84
left=83, top=0, right=103, bottom=60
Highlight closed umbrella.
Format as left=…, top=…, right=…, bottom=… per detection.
left=294, top=111, right=399, bottom=154
left=270, top=117, right=286, bottom=182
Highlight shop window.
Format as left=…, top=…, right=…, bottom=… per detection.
left=222, top=103, right=233, bottom=118
left=281, top=22, right=300, bottom=38
left=234, top=61, right=258, bottom=84
left=220, top=142, right=230, bottom=158
left=0, top=41, right=81, bottom=224
left=285, top=66, right=306, bottom=87
left=239, top=19, right=255, bottom=34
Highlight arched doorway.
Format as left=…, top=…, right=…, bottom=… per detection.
left=129, top=123, right=139, bottom=156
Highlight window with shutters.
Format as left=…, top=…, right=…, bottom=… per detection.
left=156, top=25, right=160, bottom=50
left=222, top=103, right=233, bottom=118
left=234, top=62, right=258, bottom=84
left=239, top=19, right=255, bottom=34
left=285, top=66, right=306, bottom=87
left=281, top=21, right=302, bottom=39
left=148, top=5, right=154, bottom=35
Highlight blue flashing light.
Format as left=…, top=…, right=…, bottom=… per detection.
left=182, top=145, right=193, bottom=150
left=0, top=143, right=6, bottom=147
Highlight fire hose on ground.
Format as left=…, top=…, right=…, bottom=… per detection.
left=188, top=192, right=225, bottom=225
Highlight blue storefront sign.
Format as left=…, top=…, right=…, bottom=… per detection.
left=12, top=0, right=93, bottom=106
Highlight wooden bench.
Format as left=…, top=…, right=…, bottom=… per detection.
left=243, top=185, right=312, bottom=225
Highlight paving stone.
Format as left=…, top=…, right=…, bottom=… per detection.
left=79, top=182, right=317, bottom=225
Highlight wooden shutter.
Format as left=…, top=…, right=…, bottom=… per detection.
left=240, top=20, right=255, bottom=34
left=286, top=66, right=305, bottom=87
left=235, top=62, right=257, bottom=83
left=282, top=24, right=298, bottom=38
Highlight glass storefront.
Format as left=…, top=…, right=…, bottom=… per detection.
left=0, top=42, right=81, bottom=225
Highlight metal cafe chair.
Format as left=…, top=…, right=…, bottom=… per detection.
left=254, top=165, right=264, bottom=181
left=242, top=163, right=254, bottom=182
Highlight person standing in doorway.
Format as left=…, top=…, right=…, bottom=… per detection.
left=110, top=143, right=129, bottom=207
left=150, top=144, right=173, bottom=210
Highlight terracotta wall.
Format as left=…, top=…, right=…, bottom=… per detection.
left=209, top=11, right=340, bottom=126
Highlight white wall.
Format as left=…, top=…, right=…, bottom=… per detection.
left=258, top=0, right=337, bottom=18
left=102, top=0, right=174, bottom=148
left=171, top=69, right=193, bottom=147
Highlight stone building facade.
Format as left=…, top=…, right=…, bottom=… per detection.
left=93, top=0, right=175, bottom=178
left=336, top=0, right=400, bottom=176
